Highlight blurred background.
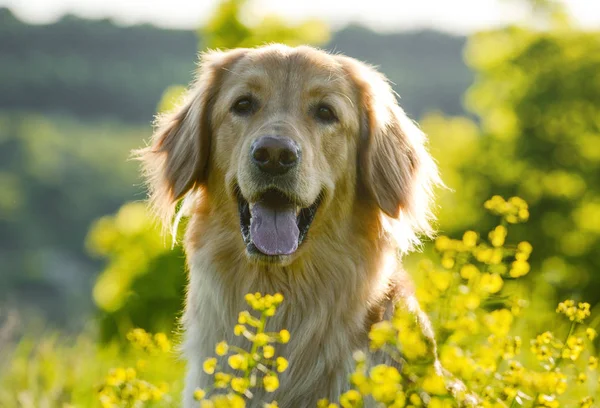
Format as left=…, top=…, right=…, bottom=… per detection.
left=0, top=0, right=599, bottom=403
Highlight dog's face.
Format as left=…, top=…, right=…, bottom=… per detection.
left=139, top=45, right=438, bottom=265
left=214, top=48, right=361, bottom=263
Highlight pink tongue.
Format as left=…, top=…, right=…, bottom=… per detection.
left=250, top=202, right=299, bottom=256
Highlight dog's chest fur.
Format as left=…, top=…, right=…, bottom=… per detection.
left=180, top=214, right=400, bottom=408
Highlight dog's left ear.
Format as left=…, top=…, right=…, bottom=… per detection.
left=338, top=56, right=440, bottom=236
left=134, top=49, right=247, bottom=225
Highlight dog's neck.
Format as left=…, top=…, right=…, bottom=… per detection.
left=183, top=193, right=405, bottom=328
left=181, top=194, right=410, bottom=405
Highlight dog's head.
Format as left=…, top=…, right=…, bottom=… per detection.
left=138, top=45, right=439, bottom=264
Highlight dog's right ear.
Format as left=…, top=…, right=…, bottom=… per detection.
left=134, top=49, right=247, bottom=225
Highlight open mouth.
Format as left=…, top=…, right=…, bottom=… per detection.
left=237, top=188, right=322, bottom=257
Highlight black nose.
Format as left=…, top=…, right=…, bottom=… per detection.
left=251, top=136, right=300, bottom=175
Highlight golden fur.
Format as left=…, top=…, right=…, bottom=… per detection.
left=136, top=44, right=441, bottom=407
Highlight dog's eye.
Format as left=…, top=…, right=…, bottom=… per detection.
left=231, top=96, right=256, bottom=116
left=314, top=104, right=337, bottom=123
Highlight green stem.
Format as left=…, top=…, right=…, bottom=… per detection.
left=244, top=312, right=267, bottom=382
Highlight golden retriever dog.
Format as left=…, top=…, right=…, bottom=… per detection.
left=137, top=44, right=440, bottom=407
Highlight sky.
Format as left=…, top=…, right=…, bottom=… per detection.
left=2, top=0, right=599, bottom=34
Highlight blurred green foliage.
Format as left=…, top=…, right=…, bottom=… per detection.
left=425, top=25, right=600, bottom=304
left=0, top=113, right=146, bottom=326
left=87, top=203, right=185, bottom=343
left=199, top=0, right=329, bottom=49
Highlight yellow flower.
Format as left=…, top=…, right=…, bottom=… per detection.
left=264, top=402, right=279, bottom=408
left=576, top=302, right=591, bottom=322
left=586, top=328, right=597, bottom=341
left=461, top=293, right=481, bottom=311
left=127, top=328, right=153, bottom=350
left=428, top=397, right=454, bottom=408
left=231, top=377, right=249, bottom=394
left=203, top=358, right=217, bottom=374
left=489, top=225, right=507, bottom=247
left=263, top=345, right=275, bottom=359
left=339, top=389, right=362, bottom=408
left=580, top=397, right=594, bottom=408
left=317, top=400, right=340, bottom=408
left=234, top=324, right=245, bottom=336
left=517, top=241, right=533, bottom=254
left=484, top=195, right=505, bottom=212
left=441, top=255, right=455, bottom=269
left=106, top=367, right=127, bottom=386
left=578, top=373, right=587, bottom=384
left=563, top=336, right=585, bottom=361
left=370, top=365, right=401, bottom=384
left=351, top=372, right=371, bottom=395
left=263, top=294, right=274, bottom=309
left=276, top=356, right=288, bottom=373
left=228, top=354, right=248, bottom=371
left=588, top=356, right=598, bottom=370
left=460, top=264, right=479, bottom=280
left=475, top=247, right=493, bottom=263
left=238, top=311, right=250, bottom=324
left=479, top=273, right=503, bottom=293
left=397, top=328, right=429, bottom=360
left=279, top=330, right=290, bottom=344
left=462, top=230, right=478, bottom=247
left=509, top=260, right=530, bottom=278
left=556, top=299, right=585, bottom=321
left=431, top=270, right=453, bottom=292
left=263, top=374, right=279, bottom=392
left=125, top=367, right=136, bottom=381
left=389, top=391, right=406, bottom=408
left=317, top=399, right=330, bottom=408
left=214, top=372, right=231, bottom=388
left=200, top=400, right=214, bottom=408
left=226, top=393, right=246, bottom=408
left=245, top=292, right=258, bottom=305
left=254, top=333, right=270, bottom=346
left=503, top=386, right=518, bottom=399
left=435, top=236, right=451, bottom=251
left=518, top=208, right=529, bottom=222
left=154, top=332, right=171, bottom=352
left=409, top=393, right=422, bottom=406
left=215, top=341, right=229, bottom=356
left=484, top=309, right=513, bottom=336
left=369, top=320, right=395, bottom=349
left=193, top=389, right=206, bottom=400
left=151, top=387, right=165, bottom=401
left=421, top=372, right=447, bottom=395
left=371, top=381, right=399, bottom=404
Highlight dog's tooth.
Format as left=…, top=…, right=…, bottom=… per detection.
left=296, top=206, right=301, bottom=216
